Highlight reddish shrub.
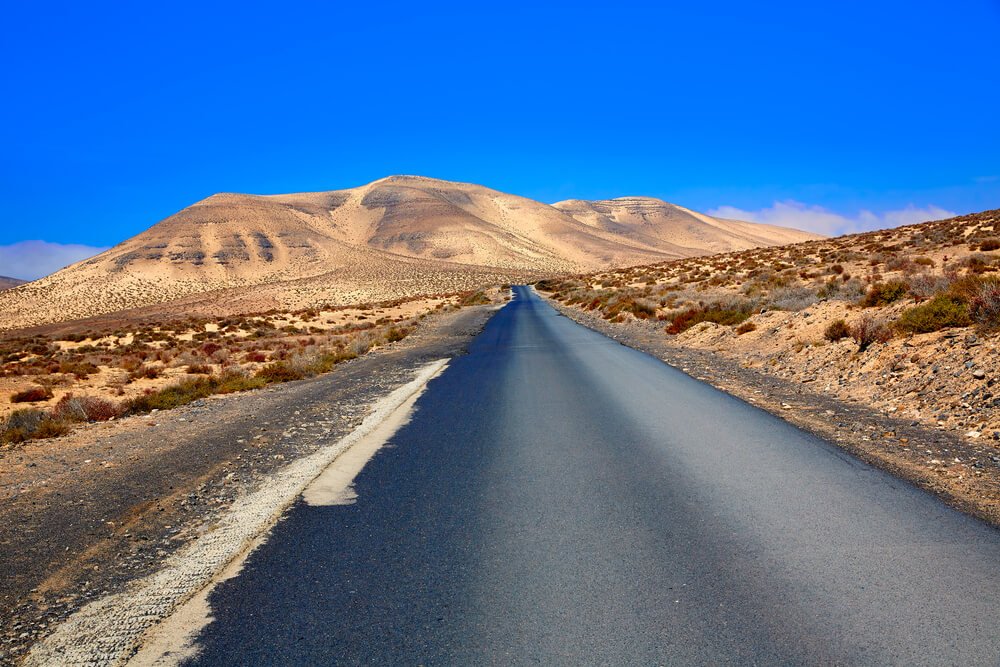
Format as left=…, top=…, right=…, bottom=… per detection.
left=851, top=315, right=892, bottom=352
left=970, top=280, right=1000, bottom=330
left=11, top=386, right=53, bottom=403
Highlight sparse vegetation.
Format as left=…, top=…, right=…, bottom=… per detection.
left=11, top=386, right=53, bottom=403
left=896, top=294, right=972, bottom=333
left=851, top=314, right=892, bottom=352
left=0, top=290, right=495, bottom=446
left=860, top=280, right=909, bottom=307
left=824, top=319, right=851, bottom=342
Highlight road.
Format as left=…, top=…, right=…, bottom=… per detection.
left=185, top=286, right=1000, bottom=665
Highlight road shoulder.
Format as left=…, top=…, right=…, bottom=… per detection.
left=546, top=296, right=1000, bottom=527
left=0, top=305, right=498, bottom=665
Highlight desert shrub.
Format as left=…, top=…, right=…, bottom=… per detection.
left=896, top=294, right=972, bottom=333
left=837, top=278, right=866, bottom=302
left=969, top=279, right=1000, bottom=330
left=122, top=376, right=217, bottom=414
left=11, top=386, right=53, bottom=403
left=824, top=319, right=852, bottom=342
left=255, top=362, right=306, bottom=384
left=1, top=408, right=70, bottom=444
left=458, top=290, right=491, bottom=306
left=907, top=274, right=953, bottom=301
left=385, top=326, right=409, bottom=343
left=186, top=363, right=213, bottom=374
left=851, top=314, right=892, bottom=352
left=58, top=360, right=99, bottom=378
left=51, top=395, right=119, bottom=422
left=981, top=238, right=1000, bottom=252
left=735, top=321, right=757, bottom=335
left=347, top=333, right=375, bottom=357
left=913, top=256, right=935, bottom=267
left=603, top=295, right=658, bottom=320
left=214, top=368, right=268, bottom=394
left=816, top=277, right=842, bottom=299
left=665, top=300, right=753, bottom=334
left=245, top=351, right=268, bottom=363
left=860, top=280, right=909, bottom=307
left=129, top=364, right=161, bottom=381
left=829, top=264, right=844, bottom=275
left=768, top=286, right=818, bottom=311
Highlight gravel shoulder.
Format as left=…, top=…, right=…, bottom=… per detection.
left=0, top=305, right=498, bottom=665
left=547, top=297, right=1000, bottom=527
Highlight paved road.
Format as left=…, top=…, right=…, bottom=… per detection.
left=187, top=286, right=1000, bottom=665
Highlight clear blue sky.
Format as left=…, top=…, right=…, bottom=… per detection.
left=1, top=1, right=999, bottom=277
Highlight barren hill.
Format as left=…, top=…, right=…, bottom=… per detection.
left=0, top=176, right=819, bottom=330
left=0, top=276, right=26, bottom=291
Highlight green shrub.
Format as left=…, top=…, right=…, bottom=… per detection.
left=896, top=294, right=972, bottom=333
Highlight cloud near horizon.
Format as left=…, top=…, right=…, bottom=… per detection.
left=708, top=201, right=956, bottom=237
left=0, top=241, right=109, bottom=281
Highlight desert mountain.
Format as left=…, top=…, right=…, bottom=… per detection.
left=553, top=197, right=815, bottom=255
left=0, top=176, right=820, bottom=330
left=0, top=276, right=26, bottom=291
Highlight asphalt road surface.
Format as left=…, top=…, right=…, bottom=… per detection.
left=187, top=286, right=1000, bottom=665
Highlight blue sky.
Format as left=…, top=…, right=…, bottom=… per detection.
left=1, top=1, right=999, bottom=278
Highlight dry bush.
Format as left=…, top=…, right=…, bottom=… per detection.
left=907, top=274, right=953, bottom=301
left=735, top=321, right=757, bottom=335
left=980, top=238, right=1000, bottom=252
left=11, top=386, right=53, bottom=403
left=1, top=408, right=70, bottom=444
left=851, top=315, right=892, bottom=352
left=129, top=364, right=161, bottom=381
left=768, top=286, right=818, bottom=312
left=970, top=279, right=1000, bottom=331
left=860, top=280, right=910, bottom=307
left=665, top=298, right=754, bottom=334
left=51, top=395, right=119, bottom=422
left=824, top=319, right=852, bottom=342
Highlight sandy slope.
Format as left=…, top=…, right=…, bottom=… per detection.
left=0, top=176, right=820, bottom=330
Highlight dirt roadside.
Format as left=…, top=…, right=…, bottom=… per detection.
left=546, top=297, right=1000, bottom=528
left=0, top=304, right=499, bottom=665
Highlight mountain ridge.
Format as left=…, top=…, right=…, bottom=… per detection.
left=0, top=176, right=821, bottom=330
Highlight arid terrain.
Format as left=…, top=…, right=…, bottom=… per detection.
left=0, top=276, right=26, bottom=291
left=0, top=176, right=818, bottom=330
left=0, top=289, right=498, bottom=447
left=538, top=208, right=1000, bottom=519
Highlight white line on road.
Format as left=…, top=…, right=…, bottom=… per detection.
left=24, top=359, right=450, bottom=667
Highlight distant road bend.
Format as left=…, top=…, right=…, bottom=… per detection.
left=185, top=286, right=1000, bottom=665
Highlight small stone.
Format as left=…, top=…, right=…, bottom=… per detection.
left=972, top=369, right=986, bottom=379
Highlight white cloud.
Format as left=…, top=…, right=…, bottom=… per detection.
left=0, top=241, right=109, bottom=281
left=709, top=200, right=956, bottom=237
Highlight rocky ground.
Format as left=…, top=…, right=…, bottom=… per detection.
left=547, top=298, right=1000, bottom=527
left=0, top=304, right=499, bottom=665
